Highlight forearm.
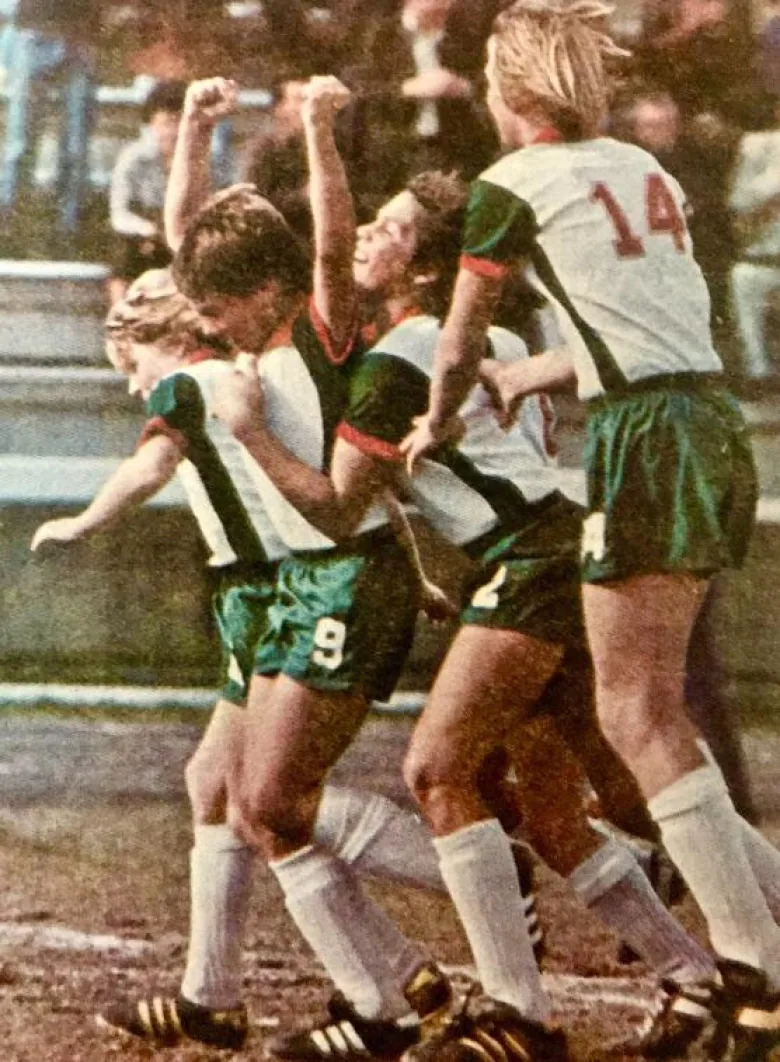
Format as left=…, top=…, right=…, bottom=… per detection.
left=428, top=318, right=490, bottom=431
left=240, top=426, right=359, bottom=541
left=164, top=112, right=214, bottom=252
left=502, top=348, right=576, bottom=401
left=69, top=450, right=176, bottom=536
left=305, top=111, right=357, bottom=340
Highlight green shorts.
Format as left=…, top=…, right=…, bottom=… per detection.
left=211, top=561, right=278, bottom=706
left=460, top=492, right=586, bottom=650
left=583, top=375, right=758, bottom=583
left=253, top=531, right=420, bottom=701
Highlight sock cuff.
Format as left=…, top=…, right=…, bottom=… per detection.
left=648, top=764, right=730, bottom=823
left=433, top=818, right=504, bottom=861
left=192, top=823, right=252, bottom=854
left=569, top=837, right=637, bottom=904
left=269, top=845, right=342, bottom=897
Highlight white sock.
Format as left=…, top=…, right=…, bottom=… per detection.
left=697, top=741, right=780, bottom=922
left=270, top=845, right=412, bottom=1021
left=739, top=821, right=780, bottom=922
left=314, top=786, right=444, bottom=891
left=180, top=824, right=254, bottom=1009
left=435, top=819, right=549, bottom=1023
left=649, top=765, right=780, bottom=985
left=569, top=837, right=715, bottom=982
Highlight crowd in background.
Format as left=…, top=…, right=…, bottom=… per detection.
left=1, top=0, right=780, bottom=387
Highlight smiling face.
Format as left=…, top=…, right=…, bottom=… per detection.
left=353, top=191, right=424, bottom=295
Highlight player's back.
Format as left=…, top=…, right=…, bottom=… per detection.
left=478, top=138, right=722, bottom=398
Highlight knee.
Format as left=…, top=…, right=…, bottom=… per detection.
left=595, top=671, right=682, bottom=763
left=241, top=770, right=316, bottom=847
left=185, top=751, right=227, bottom=825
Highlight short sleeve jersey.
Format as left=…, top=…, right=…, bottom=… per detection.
left=142, top=358, right=289, bottom=569
left=337, top=315, right=579, bottom=547
left=462, top=138, right=722, bottom=400
left=235, top=304, right=392, bottom=553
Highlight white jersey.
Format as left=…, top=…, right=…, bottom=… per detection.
left=338, top=315, right=580, bottom=547
left=142, top=358, right=288, bottom=568
left=462, top=137, right=722, bottom=400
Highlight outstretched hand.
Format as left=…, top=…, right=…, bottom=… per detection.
left=31, top=517, right=84, bottom=552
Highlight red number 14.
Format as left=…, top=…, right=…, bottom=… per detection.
left=591, top=175, right=687, bottom=258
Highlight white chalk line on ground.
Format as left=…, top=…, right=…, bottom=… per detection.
left=0, top=922, right=659, bottom=1013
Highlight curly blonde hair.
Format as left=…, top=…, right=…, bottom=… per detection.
left=492, top=0, right=629, bottom=139
left=105, top=269, right=212, bottom=370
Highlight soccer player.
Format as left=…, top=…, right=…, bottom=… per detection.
left=400, top=1, right=780, bottom=1055
left=208, top=141, right=721, bottom=1062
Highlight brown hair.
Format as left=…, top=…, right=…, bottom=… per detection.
left=172, top=183, right=311, bottom=302
left=492, top=0, right=629, bottom=139
left=405, top=170, right=470, bottom=317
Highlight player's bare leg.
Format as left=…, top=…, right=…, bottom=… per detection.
left=585, top=573, right=780, bottom=1056
left=405, top=624, right=563, bottom=1033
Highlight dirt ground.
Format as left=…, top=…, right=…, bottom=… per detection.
left=0, top=710, right=777, bottom=1062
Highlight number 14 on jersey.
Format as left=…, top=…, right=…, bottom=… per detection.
left=591, top=174, right=688, bottom=258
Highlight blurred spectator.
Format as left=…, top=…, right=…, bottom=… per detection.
left=340, top=0, right=500, bottom=215
left=0, top=0, right=99, bottom=234
left=619, top=89, right=740, bottom=339
left=243, top=78, right=313, bottom=243
left=759, top=0, right=780, bottom=102
left=635, top=0, right=759, bottom=125
left=107, top=80, right=186, bottom=304
left=728, top=105, right=780, bottom=392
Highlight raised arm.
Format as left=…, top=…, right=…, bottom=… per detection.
left=164, top=77, right=238, bottom=252
left=301, top=76, right=358, bottom=354
left=31, top=436, right=182, bottom=551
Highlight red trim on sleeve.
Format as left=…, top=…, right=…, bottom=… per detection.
left=309, top=297, right=357, bottom=366
left=459, top=254, right=510, bottom=279
left=136, top=415, right=187, bottom=455
left=336, top=422, right=403, bottom=461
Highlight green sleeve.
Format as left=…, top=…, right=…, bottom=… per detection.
left=462, top=180, right=538, bottom=264
left=339, top=353, right=430, bottom=453
left=145, top=374, right=206, bottom=441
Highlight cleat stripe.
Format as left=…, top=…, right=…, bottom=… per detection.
left=152, top=996, right=169, bottom=1035
left=137, top=999, right=156, bottom=1037
left=167, top=998, right=184, bottom=1037
left=338, top=1021, right=368, bottom=1053
left=736, top=1003, right=780, bottom=1031
left=498, top=1030, right=533, bottom=1061
left=312, top=1029, right=334, bottom=1056
left=475, top=1028, right=509, bottom=1062
left=458, top=1035, right=499, bottom=1062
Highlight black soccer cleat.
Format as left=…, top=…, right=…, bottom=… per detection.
left=96, top=993, right=249, bottom=1049
left=714, top=958, right=780, bottom=1062
left=265, top=993, right=423, bottom=1061
left=404, top=991, right=570, bottom=1062
left=631, top=975, right=717, bottom=1057
left=266, top=964, right=453, bottom=1062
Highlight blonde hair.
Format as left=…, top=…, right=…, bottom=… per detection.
left=105, top=269, right=206, bottom=369
left=492, top=0, right=629, bottom=139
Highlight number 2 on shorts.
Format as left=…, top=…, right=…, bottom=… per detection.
left=471, top=565, right=508, bottom=610
left=312, top=617, right=347, bottom=670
